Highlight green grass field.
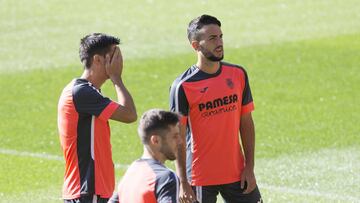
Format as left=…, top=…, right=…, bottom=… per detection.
left=0, top=0, right=359, bottom=202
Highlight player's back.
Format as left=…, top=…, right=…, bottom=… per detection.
left=116, top=159, right=179, bottom=203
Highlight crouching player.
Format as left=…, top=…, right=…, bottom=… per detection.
left=109, top=109, right=181, bottom=203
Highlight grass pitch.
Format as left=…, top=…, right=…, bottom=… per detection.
left=0, top=0, right=359, bottom=202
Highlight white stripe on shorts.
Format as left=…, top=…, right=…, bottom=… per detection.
left=196, top=186, right=202, bottom=203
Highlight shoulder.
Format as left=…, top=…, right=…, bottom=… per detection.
left=221, top=61, right=247, bottom=74
left=158, top=169, right=177, bottom=180
left=154, top=165, right=178, bottom=186
left=72, top=79, right=102, bottom=98
left=73, top=79, right=96, bottom=92
left=170, top=66, right=199, bottom=89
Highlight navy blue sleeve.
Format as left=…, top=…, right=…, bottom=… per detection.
left=169, top=81, right=189, bottom=116
left=73, top=84, right=112, bottom=117
left=156, top=171, right=179, bottom=203
left=241, top=68, right=254, bottom=105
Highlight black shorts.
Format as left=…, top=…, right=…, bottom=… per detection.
left=192, top=181, right=262, bottom=203
left=64, top=195, right=108, bottom=203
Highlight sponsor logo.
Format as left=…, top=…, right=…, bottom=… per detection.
left=201, top=104, right=237, bottom=118
left=198, top=94, right=238, bottom=118
left=198, top=94, right=238, bottom=111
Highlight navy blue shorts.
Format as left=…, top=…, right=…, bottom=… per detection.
left=64, top=195, right=108, bottom=203
left=192, top=181, right=262, bottom=203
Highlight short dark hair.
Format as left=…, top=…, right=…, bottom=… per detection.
left=187, top=14, right=221, bottom=42
left=138, top=109, right=180, bottom=144
left=79, top=33, right=120, bottom=68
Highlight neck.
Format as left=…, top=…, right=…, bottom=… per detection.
left=196, top=55, right=220, bottom=74
left=142, top=146, right=165, bottom=164
left=80, top=69, right=105, bottom=89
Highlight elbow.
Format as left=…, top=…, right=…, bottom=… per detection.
left=129, top=113, right=138, bottom=123
left=111, top=107, right=138, bottom=123
left=123, top=112, right=137, bottom=123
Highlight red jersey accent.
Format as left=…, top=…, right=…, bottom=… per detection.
left=170, top=62, right=254, bottom=186
left=58, top=82, right=81, bottom=198
left=241, top=102, right=254, bottom=115
left=94, top=103, right=118, bottom=197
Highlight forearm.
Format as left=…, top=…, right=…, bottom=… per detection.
left=112, top=77, right=136, bottom=109
left=175, top=124, right=188, bottom=182
left=110, top=76, right=137, bottom=122
left=240, top=114, right=255, bottom=168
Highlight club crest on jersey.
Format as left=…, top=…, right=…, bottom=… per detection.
left=200, top=87, right=208, bottom=93
left=226, top=78, right=234, bottom=89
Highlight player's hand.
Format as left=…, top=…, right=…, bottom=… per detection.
left=105, top=46, right=123, bottom=80
left=240, top=165, right=257, bottom=194
left=179, top=181, right=197, bottom=203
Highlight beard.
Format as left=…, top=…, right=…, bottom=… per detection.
left=200, top=45, right=224, bottom=61
left=160, top=144, right=176, bottom=161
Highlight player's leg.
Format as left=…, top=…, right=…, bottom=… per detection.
left=219, top=181, right=262, bottom=203
left=192, top=185, right=219, bottom=203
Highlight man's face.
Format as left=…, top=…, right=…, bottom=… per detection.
left=197, top=24, right=224, bottom=61
left=159, top=124, right=181, bottom=161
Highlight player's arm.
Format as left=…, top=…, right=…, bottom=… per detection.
left=175, top=124, right=196, bottom=203
left=106, top=46, right=137, bottom=123
left=175, top=124, right=187, bottom=182
left=169, top=82, right=196, bottom=203
left=109, top=78, right=137, bottom=123
left=239, top=112, right=257, bottom=194
left=239, top=67, right=257, bottom=193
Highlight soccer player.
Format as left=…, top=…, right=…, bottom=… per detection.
left=58, top=33, right=137, bottom=203
left=108, top=109, right=181, bottom=203
left=169, top=15, right=262, bottom=203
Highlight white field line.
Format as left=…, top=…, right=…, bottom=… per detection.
left=1, top=147, right=359, bottom=202
left=0, top=148, right=129, bottom=169
left=0, top=148, right=63, bottom=161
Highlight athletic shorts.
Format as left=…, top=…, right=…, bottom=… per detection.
left=192, top=181, right=262, bottom=203
left=64, top=195, right=108, bottom=203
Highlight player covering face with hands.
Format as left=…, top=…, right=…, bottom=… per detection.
left=58, top=33, right=137, bottom=203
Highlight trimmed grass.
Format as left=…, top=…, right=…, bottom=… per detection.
left=256, top=147, right=360, bottom=202
left=1, top=33, right=358, bottom=158
left=1, top=0, right=359, bottom=202
left=1, top=33, right=359, bottom=202
left=1, top=0, right=360, bottom=72
left=0, top=154, right=63, bottom=195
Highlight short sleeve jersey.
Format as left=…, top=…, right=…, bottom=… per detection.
left=57, top=78, right=119, bottom=199
left=169, top=62, right=254, bottom=186
left=109, top=159, right=179, bottom=203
